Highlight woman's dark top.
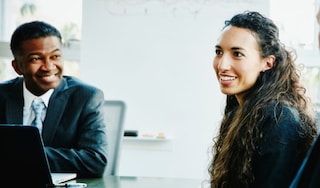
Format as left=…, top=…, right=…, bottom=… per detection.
left=251, top=104, right=309, bottom=188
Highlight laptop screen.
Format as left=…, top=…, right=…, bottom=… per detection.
left=0, top=125, right=53, bottom=187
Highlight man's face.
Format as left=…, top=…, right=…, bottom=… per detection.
left=12, top=36, right=64, bottom=96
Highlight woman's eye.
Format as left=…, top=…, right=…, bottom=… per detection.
left=215, top=49, right=222, bottom=55
left=234, top=52, right=243, bottom=57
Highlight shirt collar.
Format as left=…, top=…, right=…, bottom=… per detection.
left=23, top=81, right=54, bottom=108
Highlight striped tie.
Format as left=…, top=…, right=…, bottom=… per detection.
left=31, top=98, right=46, bottom=132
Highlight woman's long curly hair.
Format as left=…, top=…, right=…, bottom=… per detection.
left=209, top=11, right=317, bottom=188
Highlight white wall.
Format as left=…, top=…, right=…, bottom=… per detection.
left=81, top=0, right=269, bottom=180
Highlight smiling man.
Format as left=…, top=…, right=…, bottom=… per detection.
left=0, top=21, right=107, bottom=178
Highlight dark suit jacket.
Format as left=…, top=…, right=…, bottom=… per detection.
left=0, top=76, right=107, bottom=177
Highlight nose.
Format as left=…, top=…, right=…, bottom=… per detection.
left=214, top=55, right=231, bottom=72
left=41, top=57, right=55, bottom=70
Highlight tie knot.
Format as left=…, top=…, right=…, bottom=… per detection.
left=32, top=98, right=45, bottom=112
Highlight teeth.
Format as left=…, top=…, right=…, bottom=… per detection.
left=220, top=76, right=236, bottom=81
left=41, top=74, right=56, bottom=82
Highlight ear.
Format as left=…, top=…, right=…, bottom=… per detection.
left=11, top=60, right=23, bottom=75
left=262, top=55, right=275, bottom=72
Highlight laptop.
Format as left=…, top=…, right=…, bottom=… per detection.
left=0, top=125, right=77, bottom=187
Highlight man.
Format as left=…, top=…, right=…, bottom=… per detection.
left=0, top=21, right=107, bottom=177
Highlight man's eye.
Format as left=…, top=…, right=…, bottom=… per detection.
left=52, top=55, right=61, bottom=60
left=30, top=57, right=40, bottom=62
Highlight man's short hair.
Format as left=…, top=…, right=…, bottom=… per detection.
left=10, top=21, right=62, bottom=57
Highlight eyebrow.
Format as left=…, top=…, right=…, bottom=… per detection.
left=231, top=47, right=244, bottom=50
left=27, top=49, right=61, bottom=57
left=215, top=45, right=244, bottom=51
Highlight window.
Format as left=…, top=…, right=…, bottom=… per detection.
left=270, top=0, right=320, bottom=105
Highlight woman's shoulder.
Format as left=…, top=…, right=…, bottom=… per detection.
left=260, top=103, right=302, bottom=138
left=263, top=103, right=300, bottom=123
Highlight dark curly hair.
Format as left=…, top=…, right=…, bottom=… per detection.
left=209, top=11, right=317, bottom=188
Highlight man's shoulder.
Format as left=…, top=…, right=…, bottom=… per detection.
left=63, top=76, right=94, bottom=88
left=59, top=76, right=102, bottom=95
left=0, top=77, right=22, bottom=89
left=63, top=75, right=82, bottom=85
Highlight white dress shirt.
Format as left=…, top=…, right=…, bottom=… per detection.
left=23, top=81, right=53, bottom=126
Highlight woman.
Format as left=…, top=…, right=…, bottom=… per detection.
left=210, top=11, right=317, bottom=188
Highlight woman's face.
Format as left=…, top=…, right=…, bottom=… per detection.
left=213, top=26, right=269, bottom=105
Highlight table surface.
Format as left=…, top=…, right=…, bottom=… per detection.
left=73, top=176, right=205, bottom=188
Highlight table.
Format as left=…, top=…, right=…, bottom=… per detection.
left=73, top=176, right=204, bottom=188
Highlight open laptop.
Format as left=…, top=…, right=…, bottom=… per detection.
left=0, top=125, right=76, bottom=187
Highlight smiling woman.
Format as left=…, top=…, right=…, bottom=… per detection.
left=210, top=11, right=318, bottom=188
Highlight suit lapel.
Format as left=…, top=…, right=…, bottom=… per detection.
left=6, top=78, right=24, bottom=124
left=42, top=78, right=68, bottom=144
left=6, top=100, right=23, bottom=124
